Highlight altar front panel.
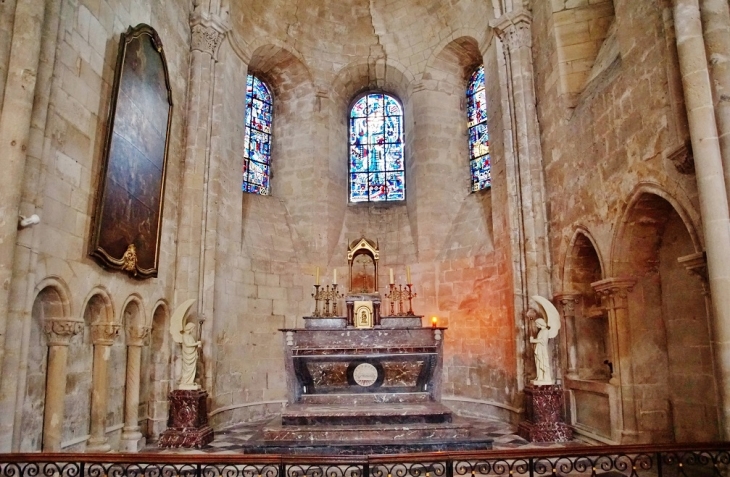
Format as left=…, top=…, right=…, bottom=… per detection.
left=282, top=328, right=444, bottom=403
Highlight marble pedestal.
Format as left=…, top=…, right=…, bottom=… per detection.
left=518, top=384, right=573, bottom=442
left=158, top=389, right=214, bottom=448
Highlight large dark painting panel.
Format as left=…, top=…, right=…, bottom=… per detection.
left=90, top=24, right=172, bottom=278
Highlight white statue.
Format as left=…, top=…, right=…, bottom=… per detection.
left=170, top=299, right=201, bottom=390
left=529, top=295, right=561, bottom=386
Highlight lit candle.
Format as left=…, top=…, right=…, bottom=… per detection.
left=406, top=265, right=411, bottom=284
left=389, top=268, right=394, bottom=284
left=333, top=268, right=337, bottom=285
left=432, top=316, right=438, bottom=328
left=315, top=267, right=320, bottom=286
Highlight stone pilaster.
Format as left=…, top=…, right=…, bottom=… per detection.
left=699, top=0, right=730, bottom=206
left=0, top=0, right=47, bottom=398
left=41, top=318, right=83, bottom=451
left=87, top=322, right=120, bottom=452
left=673, top=0, right=730, bottom=439
left=554, top=292, right=581, bottom=379
left=174, top=2, right=230, bottom=394
left=121, top=325, right=150, bottom=452
left=490, top=10, right=552, bottom=390
left=592, top=277, right=638, bottom=443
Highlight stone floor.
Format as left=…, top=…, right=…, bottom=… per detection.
left=147, top=416, right=588, bottom=454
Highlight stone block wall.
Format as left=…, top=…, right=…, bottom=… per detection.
left=1, top=0, right=191, bottom=452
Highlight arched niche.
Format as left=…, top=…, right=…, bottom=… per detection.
left=611, top=191, right=717, bottom=442
left=566, top=230, right=609, bottom=381
left=146, top=302, right=170, bottom=439
left=20, top=285, right=68, bottom=451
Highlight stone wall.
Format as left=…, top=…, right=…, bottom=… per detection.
left=533, top=0, right=717, bottom=442
left=1, top=0, right=191, bottom=452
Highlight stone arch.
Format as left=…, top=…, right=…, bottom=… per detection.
left=562, top=227, right=609, bottom=381
left=424, top=33, right=487, bottom=82
left=19, top=279, right=71, bottom=451
left=608, top=187, right=717, bottom=442
left=563, top=226, right=605, bottom=292
left=119, top=294, right=148, bottom=450
left=81, top=287, right=115, bottom=324
left=332, top=60, right=414, bottom=108
left=611, top=182, right=702, bottom=277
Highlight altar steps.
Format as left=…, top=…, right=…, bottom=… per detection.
left=300, top=392, right=431, bottom=405
left=280, top=401, right=453, bottom=426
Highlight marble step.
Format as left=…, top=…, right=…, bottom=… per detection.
left=241, top=434, right=493, bottom=455
left=299, top=392, right=431, bottom=405
left=280, top=402, right=453, bottom=426
left=261, top=417, right=474, bottom=443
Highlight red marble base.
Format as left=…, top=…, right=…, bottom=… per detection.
left=158, top=389, right=214, bottom=448
left=517, top=384, right=573, bottom=442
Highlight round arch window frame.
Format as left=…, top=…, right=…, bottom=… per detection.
left=347, top=90, right=407, bottom=204
left=243, top=74, right=274, bottom=196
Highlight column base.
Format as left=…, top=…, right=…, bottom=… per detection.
left=158, top=389, right=214, bottom=449
left=121, top=429, right=146, bottom=452
left=518, top=384, right=573, bottom=442
left=86, top=437, right=111, bottom=453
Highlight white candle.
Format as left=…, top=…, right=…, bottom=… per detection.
left=389, top=268, right=394, bottom=284
left=315, top=267, right=320, bottom=286
left=406, top=265, right=411, bottom=284
left=333, top=268, right=337, bottom=285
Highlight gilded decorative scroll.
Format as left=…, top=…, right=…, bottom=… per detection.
left=90, top=24, right=173, bottom=279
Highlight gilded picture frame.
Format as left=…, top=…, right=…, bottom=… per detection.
left=89, top=24, right=173, bottom=279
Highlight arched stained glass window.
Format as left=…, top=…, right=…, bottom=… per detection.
left=349, top=93, right=405, bottom=202
left=467, top=65, right=491, bottom=191
left=243, top=75, right=272, bottom=195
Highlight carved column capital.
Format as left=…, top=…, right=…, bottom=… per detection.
left=190, top=7, right=230, bottom=60
left=126, top=325, right=151, bottom=347
left=43, top=319, right=84, bottom=346
left=678, top=251, right=709, bottom=296
left=490, top=9, right=533, bottom=51
left=554, top=292, right=582, bottom=317
left=90, top=322, right=120, bottom=346
left=592, top=277, right=636, bottom=310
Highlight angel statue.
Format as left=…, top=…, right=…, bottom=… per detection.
left=529, top=295, right=561, bottom=386
left=170, top=299, right=201, bottom=390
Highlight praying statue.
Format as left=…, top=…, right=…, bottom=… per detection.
left=528, top=295, right=561, bottom=386
left=170, top=299, right=202, bottom=390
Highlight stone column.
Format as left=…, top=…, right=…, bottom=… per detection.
left=699, top=0, right=730, bottom=204
left=673, top=0, right=730, bottom=438
left=120, top=325, right=150, bottom=452
left=174, top=2, right=229, bottom=393
left=41, top=318, right=83, bottom=451
left=0, top=0, right=47, bottom=383
left=490, top=10, right=552, bottom=390
left=593, top=277, right=637, bottom=443
left=86, top=322, right=120, bottom=452
left=555, top=293, right=581, bottom=378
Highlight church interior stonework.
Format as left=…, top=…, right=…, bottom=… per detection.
left=1, top=0, right=730, bottom=453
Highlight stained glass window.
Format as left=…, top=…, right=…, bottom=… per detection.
left=243, top=75, right=272, bottom=195
left=467, top=65, right=491, bottom=191
left=349, top=93, right=405, bottom=202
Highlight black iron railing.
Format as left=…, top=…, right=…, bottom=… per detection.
left=1, top=444, right=729, bottom=477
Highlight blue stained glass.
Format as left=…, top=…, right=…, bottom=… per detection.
left=351, top=97, right=368, bottom=117
left=385, top=144, right=403, bottom=171
left=244, top=75, right=272, bottom=195
left=467, top=65, right=490, bottom=191
left=349, top=93, right=405, bottom=202
left=351, top=173, right=369, bottom=202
